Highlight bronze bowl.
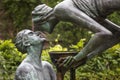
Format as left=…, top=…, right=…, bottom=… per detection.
left=49, top=51, right=78, bottom=67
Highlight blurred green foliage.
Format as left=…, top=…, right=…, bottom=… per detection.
left=0, top=40, right=26, bottom=80
left=48, top=38, right=120, bottom=80
left=0, top=39, right=120, bottom=79
left=2, top=0, right=41, bottom=30
left=1, top=0, right=120, bottom=46
left=49, top=39, right=120, bottom=80
left=76, top=44, right=120, bottom=80
left=108, top=12, right=120, bottom=25
left=0, top=0, right=120, bottom=79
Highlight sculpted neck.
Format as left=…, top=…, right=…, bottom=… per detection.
left=48, top=17, right=59, bottom=33
left=26, top=44, right=43, bottom=68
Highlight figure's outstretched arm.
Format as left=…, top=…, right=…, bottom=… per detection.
left=54, top=0, right=117, bottom=70
left=87, top=32, right=120, bottom=59
left=87, top=19, right=120, bottom=59
left=59, top=18, right=120, bottom=69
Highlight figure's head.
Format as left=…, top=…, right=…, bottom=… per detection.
left=15, top=29, right=46, bottom=53
left=32, top=4, right=53, bottom=33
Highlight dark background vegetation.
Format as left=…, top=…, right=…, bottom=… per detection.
left=0, top=0, right=120, bottom=80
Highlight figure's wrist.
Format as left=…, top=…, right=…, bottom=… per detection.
left=73, top=52, right=87, bottom=61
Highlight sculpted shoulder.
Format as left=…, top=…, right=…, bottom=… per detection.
left=15, top=63, right=35, bottom=80
left=42, top=61, right=56, bottom=80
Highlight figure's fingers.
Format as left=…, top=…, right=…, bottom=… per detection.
left=63, top=57, right=73, bottom=67
left=58, top=56, right=73, bottom=68
left=64, top=56, right=72, bottom=64
left=57, top=57, right=65, bottom=65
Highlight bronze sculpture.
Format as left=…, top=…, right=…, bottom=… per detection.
left=32, top=0, right=120, bottom=73
left=14, top=29, right=56, bottom=80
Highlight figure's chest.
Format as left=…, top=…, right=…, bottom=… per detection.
left=32, top=69, right=45, bottom=80
left=34, top=68, right=51, bottom=80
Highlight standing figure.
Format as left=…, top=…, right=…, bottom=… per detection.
left=32, top=0, right=120, bottom=72
left=14, top=29, right=56, bottom=80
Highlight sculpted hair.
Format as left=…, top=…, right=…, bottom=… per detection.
left=15, top=29, right=29, bottom=53
left=32, top=4, right=53, bottom=24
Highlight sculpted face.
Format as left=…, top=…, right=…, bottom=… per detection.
left=15, top=30, right=44, bottom=53
left=34, top=22, right=51, bottom=33
left=32, top=4, right=53, bottom=33
left=25, top=30, right=46, bottom=45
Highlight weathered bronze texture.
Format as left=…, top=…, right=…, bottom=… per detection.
left=15, top=29, right=56, bottom=80
left=49, top=51, right=84, bottom=80
left=32, top=0, right=120, bottom=78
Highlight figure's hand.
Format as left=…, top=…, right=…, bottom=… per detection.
left=57, top=56, right=76, bottom=74
left=32, top=4, right=53, bottom=23
left=57, top=56, right=87, bottom=74
left=61, top=56, right=76, bottom=68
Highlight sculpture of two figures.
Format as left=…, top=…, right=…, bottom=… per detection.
left=15, top=0, right=120, bottom=79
